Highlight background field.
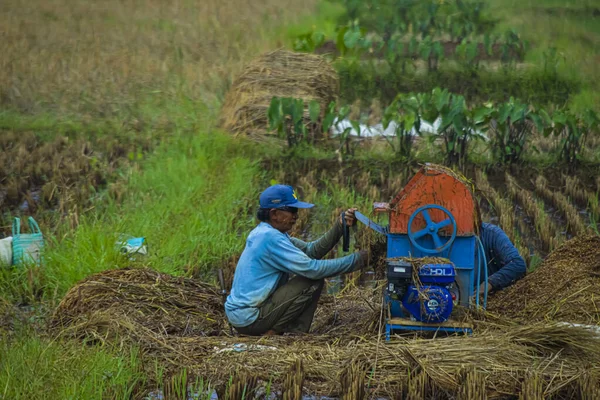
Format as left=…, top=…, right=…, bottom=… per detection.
left=0, top=0, right=599, bottom=398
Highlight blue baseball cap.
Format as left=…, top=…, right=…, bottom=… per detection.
left=259, top=185, right=314, bottom=209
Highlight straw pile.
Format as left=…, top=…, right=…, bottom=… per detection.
left=86, top=318, right=600, bottom=399
left=50, top=268, right=600, bottom=398
left=219, top=49, right=339, bottom=137
left=312, top=287, right=382, bottom=336
left=488, top=234, right=600, bottom=325
left=50, top=268, right=228, bottom=342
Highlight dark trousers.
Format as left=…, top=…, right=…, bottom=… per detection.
left=235, top=276, right=324, bottom=335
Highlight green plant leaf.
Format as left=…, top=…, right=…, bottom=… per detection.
left=433, top=41, right=444, bottom=59
left=350, top=120, right=361, bottom=137
left=336, top=26, right=348, bottom=55
left=338, top=105, right=351, bottom=120
left=404, top=113, right=416, bottom=132
left=529, top=113, right=544, bottom=133
left=322, top=102, right=337, bottom=132
left=472, top=106, right=493, bottom=124
left=497, top=103, right=511, bottom=123
left=311, top=31, right=325, bottom=49
left=483, top=33, right=493, bottom=56
left=267, top=97, right=282, bottom=131
left=344, top=29, right=362, bottom=49
left=292, top=99, right=304, bottom=124
left=308, top=101, right=320, bottom=123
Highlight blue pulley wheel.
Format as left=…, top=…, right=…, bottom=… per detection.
left=407, top=204, right=457, bottom=254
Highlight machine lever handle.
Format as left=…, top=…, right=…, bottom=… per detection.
left=342, top=211, right=350, bottom=252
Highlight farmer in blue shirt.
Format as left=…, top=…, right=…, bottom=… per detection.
left=225, top=184, right=367, bottom=336
left=477, top=222, right=527, bottom=294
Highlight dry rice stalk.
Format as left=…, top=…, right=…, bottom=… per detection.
left=57, top=306, right=600, bottom=398
left=488, top=235, right=600, bottom=325
left=506, top=173, right=562, bottom=252
left=164, top=369, right=189, bottom=400
left=50, top=268, right=228, bottom=338
left=563, top=174, right=600, bottom=221
left=224, top=371, right=258, bottom=400
left=535, top=176, right=590, bottom=236
left=312, top=286, right=381, bottom=336
left=519, top=373, right=544, bottom=400
left=476, top=170, right=530, bottom=265
left=407, top=371, right=430, bottom=400
left=219, top=49, right=338, bottom=138
left=282, top=359, right=304, bottom=400
left=562, top=174, right=589, bottom=205
left=457, top=367, right=487, bottom=400
left=577, top=372, right=600, bottom=400
left=340, top=360, right=367, bottom=400
left=52, top=268, right=600, bottom=398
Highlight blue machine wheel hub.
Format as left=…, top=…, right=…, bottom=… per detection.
left=402, top=285, right=453, bottom=323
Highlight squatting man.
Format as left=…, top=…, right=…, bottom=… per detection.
left=225, top=184, right=526, bottom=335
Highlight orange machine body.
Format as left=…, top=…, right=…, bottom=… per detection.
left=388, top=164, right=480, bottom=236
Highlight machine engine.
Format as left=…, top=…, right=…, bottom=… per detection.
left=387, top=260, right=458, bottom=323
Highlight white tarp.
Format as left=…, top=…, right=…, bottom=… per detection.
left=330, top=117, right=486, bottom=140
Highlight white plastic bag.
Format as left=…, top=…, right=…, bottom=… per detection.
left=0, top=237, right=13, bottom=267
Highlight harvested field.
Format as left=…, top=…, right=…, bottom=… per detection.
left=219, top=50, right=338, bottom=138
left=0, top=129, right=162, bottom=234
left=488, top=235, right=600, bottom=325
left=51, top=267, right=600, bottom=398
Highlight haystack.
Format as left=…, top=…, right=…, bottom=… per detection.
left=488, top=235, right=600, bottom=324
left=219, top=49, right=339, bottom=137
left=51, top=268, right=228, bottom=341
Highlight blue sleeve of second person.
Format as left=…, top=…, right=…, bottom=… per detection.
left=482, top=224, right=527, bottom=290
left=267, top=234, right=360, bottom=280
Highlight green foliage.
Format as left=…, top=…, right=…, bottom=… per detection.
left=31, top=132, right=260, bottom=299
left=267, top=97, right=365, bottom=157
left=335, top=59, right=580, bottom=107
left=335, top=21, right=372, bottom=57
left=268, top=97, right=333, bottom=148
left=293, top=30, right=326, bottom=52
left=0, top=336, right=143, bottom=399
left=427, top=88, right=487, bottom=167
left=486, top=98, right=545, bottom=164
left=550, top=109, right=599, bottom=167
left=336, top=0, right=497, bottom=40
left=383, top=93, right=422, bottom=159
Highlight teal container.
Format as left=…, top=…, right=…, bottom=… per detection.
left=12, top=217, right=44, bottom=267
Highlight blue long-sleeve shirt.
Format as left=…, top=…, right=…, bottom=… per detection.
left=225, top=221, right=362, bottom=327
left=479, top=222, right=526, bottom=290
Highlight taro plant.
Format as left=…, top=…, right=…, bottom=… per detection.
left=418, top=36, right=444, bottom=71
left=487, top=98, right=549, bottom=164
left=267, top=97, right=332, bottom=148
left=422, top=88, right=487, bottom=168
left=550, top=109, right=599, bottom=167
left=382, top=93, right=423, bottom=159
left=450, top=0, right=497, bottom=40
left=455, top=38, right=482, bottom=69
left=331, top=103, right=363, bottom=157
left=293, top=30, right=326, bottom=53
left=500, top=29, right=528, bottom=65
left=336, top=22, right=372, bottom=57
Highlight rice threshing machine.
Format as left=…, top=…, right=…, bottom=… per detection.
left=355, top=164, right=489, bottom=339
